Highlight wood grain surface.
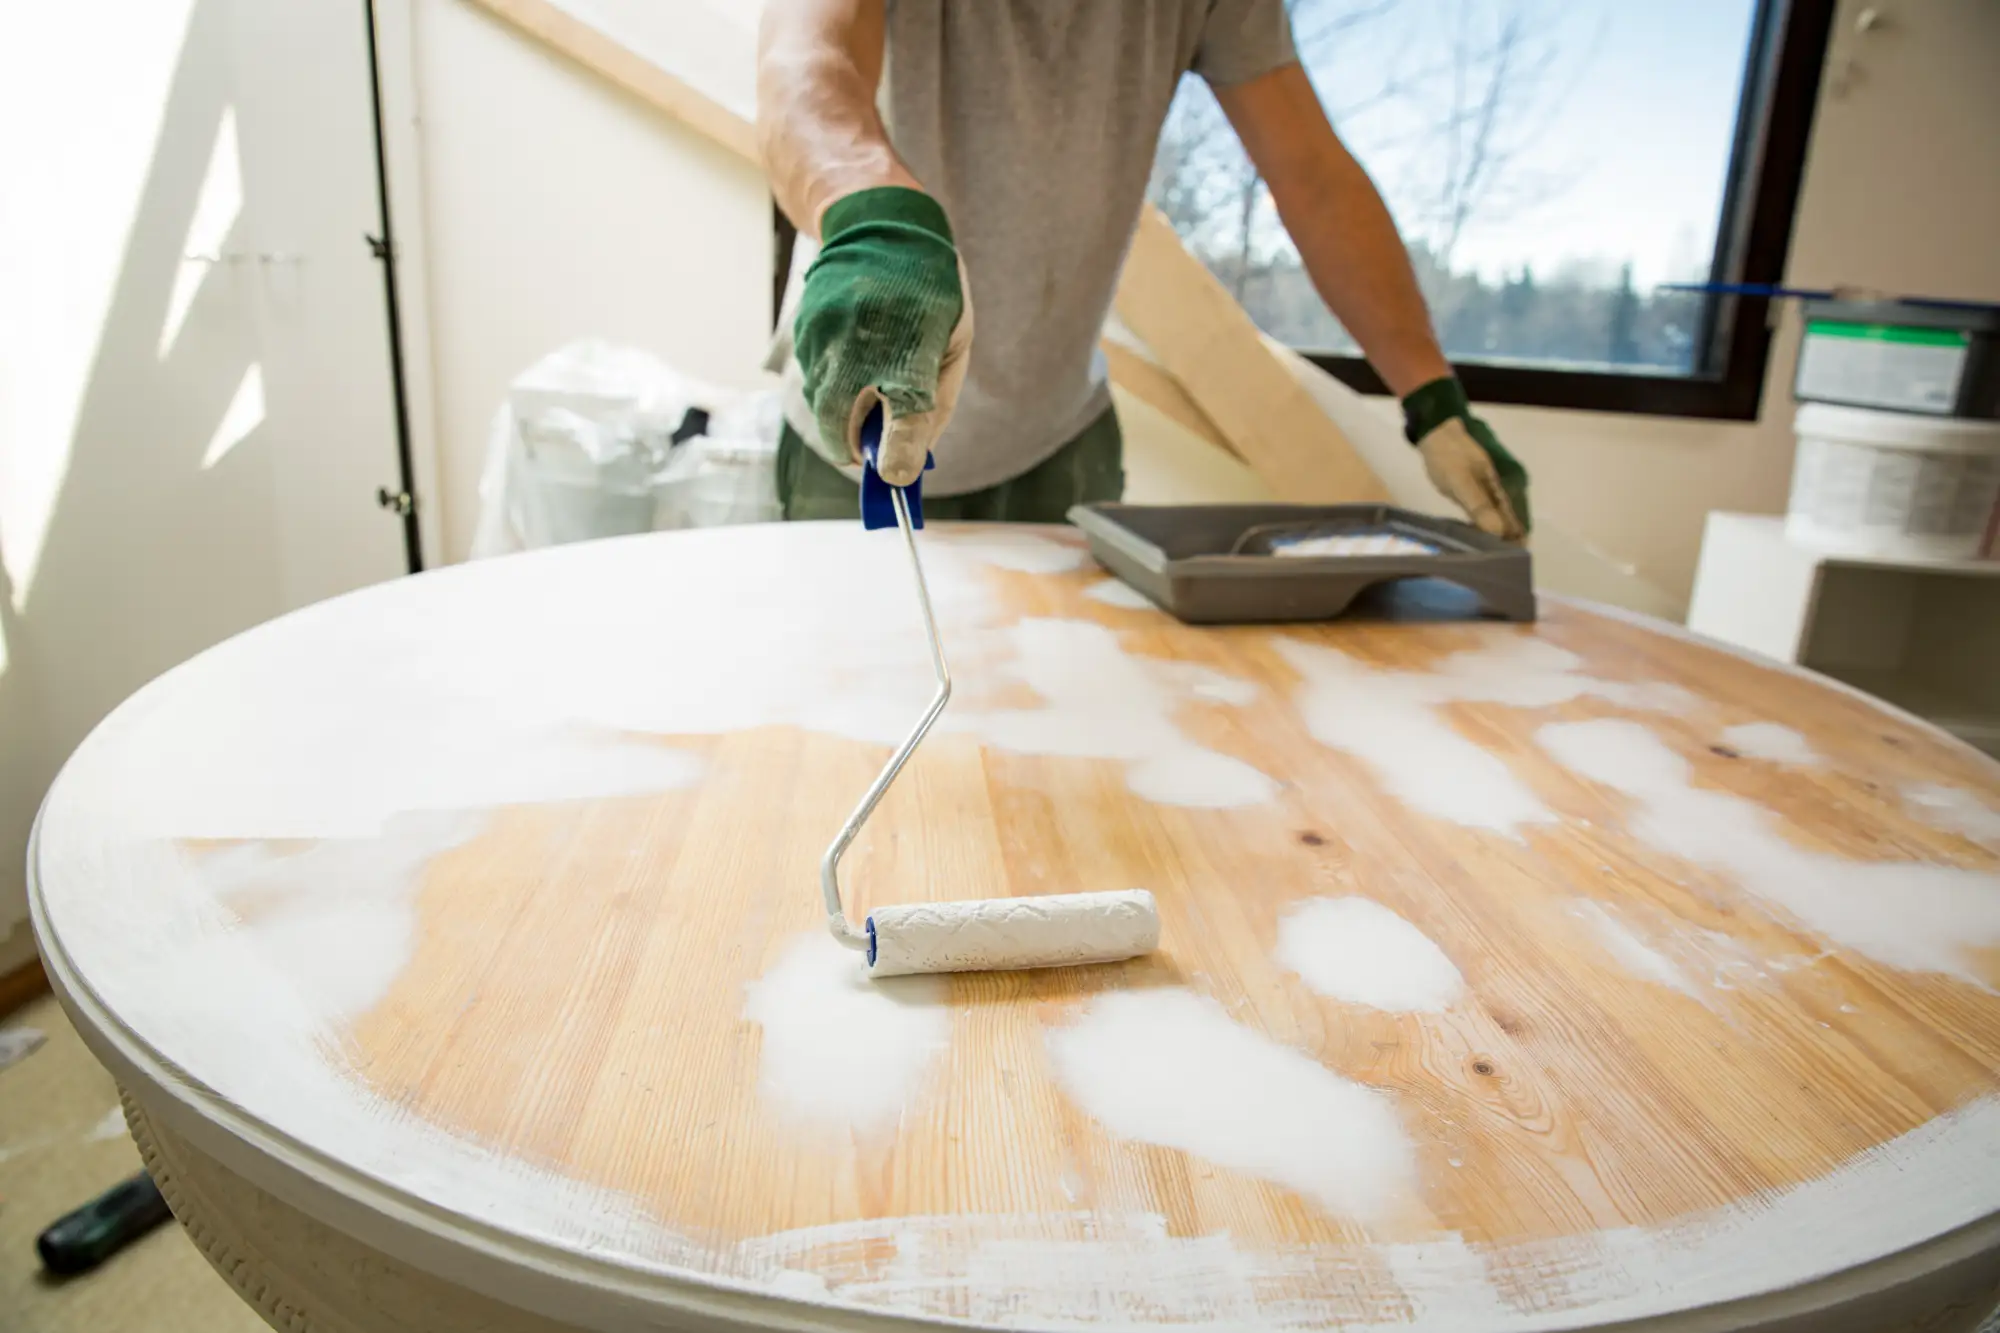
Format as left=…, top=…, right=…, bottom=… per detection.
left=32, top=524, right=2000, bottom=1331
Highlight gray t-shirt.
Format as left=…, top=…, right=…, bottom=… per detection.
left=779, top=0, right=1296, bottom=497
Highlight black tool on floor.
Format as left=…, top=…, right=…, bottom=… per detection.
left=36, top=1171, right=172, bottom=1276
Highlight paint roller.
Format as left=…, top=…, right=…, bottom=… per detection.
left=818, top=406, right=1160, bottom=979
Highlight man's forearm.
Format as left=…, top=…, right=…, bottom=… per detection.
left=1219, top=65, right=1453, bottom=397
left=1276, top=156, right=1454, bottom=396
left=758, top=0, right=923, bottom=238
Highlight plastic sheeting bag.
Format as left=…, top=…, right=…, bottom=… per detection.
left=471, top=340, right=781, bottom=559
left=653, top=391, right=785, bottom=531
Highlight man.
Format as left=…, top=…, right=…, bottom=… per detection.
left=759, top=0, right=1529, bottom=539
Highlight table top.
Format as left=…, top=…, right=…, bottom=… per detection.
left=32, top=523, right=2000, bottom=1332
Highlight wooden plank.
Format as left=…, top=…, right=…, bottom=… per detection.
left=463, top=0, right=760, bottom=164
left=1115, top=206, right=1387, bottom=502
left=1097, top=339, right=1237, bottom=457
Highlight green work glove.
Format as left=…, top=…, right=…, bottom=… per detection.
left=793, top=186, right=973, bottom=486
left=1402, top=377, right=1531, bottom=540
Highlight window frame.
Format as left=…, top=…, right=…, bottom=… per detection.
left=1303, top=0, right=1836, bottom=420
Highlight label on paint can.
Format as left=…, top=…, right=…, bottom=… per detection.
left=1796, top=321, right=1970, bottom=415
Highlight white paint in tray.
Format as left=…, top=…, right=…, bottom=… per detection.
left=1270, top=532, right=1439, bottom=558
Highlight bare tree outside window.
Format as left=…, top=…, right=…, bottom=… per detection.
left=1150, top=0, right=1749, bottom=377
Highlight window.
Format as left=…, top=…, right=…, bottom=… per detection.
left=1152, top=0, right=1834, bottom=418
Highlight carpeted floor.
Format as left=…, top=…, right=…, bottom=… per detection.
left=5, top=988, right=1998, bottom=1333
left=2, top=993, right=263, bottom=1333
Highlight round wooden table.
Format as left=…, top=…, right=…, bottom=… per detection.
left=31, top=523, right=2000, bottom=1333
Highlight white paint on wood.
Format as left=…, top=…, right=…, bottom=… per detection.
left=1718, top=721, right=1821, bottom=766
left=1276, top=897, right=1464, bottom=1013
left=1540, top=719, right=2000, bottom=984
left=1903, top=782, right=2000, bottom=847
left=1044, top=987, right=1418, bottom=1221
left=743, top=933, right=948, bottom=1136
left=192, top=813, right=487, bottom=1020
left=1083, top=578, right=1155, bottom=611
left=1567, top=899, right=1702, bottom=999
left=979, top=618, right=1276, bottom=810
left=1278, top=636, right=1694, bottom=836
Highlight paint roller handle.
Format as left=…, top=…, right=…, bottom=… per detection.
left=819, top=401, right=952, bottom=957
left=858, top=404, right=935, bottom=533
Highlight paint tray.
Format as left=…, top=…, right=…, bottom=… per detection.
left=1067, top=503, right=1536, bottom=624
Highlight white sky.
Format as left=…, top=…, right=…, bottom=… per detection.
left=1295, top=0, right=1762, bottom=289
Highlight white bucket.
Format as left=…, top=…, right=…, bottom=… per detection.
left=1786, top=402, right=2000, bottom=559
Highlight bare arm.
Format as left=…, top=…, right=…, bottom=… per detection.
left=1216, top=63, right=1453, bottom=397
left=758, top=0, right=923, bottom=238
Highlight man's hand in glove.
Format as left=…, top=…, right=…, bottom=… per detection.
left=793, top=186, right=972, bottom=486
left=1402, top=377, right=1530, bottom=541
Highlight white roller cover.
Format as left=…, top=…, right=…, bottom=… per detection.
left=867, top=890, right=1160, bottom=978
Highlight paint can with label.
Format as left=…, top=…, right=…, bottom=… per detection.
left=1794, top=300, right=1999, bottom=418
left=1785, top=402, right=2000, bottom=560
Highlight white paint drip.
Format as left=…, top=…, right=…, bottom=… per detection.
left=1718, top=721, right=1820, bottom=767
left=1044, top=987, right=1416, bottom=1220
left=743, top=933, right=948, bottom=1136
left=1903, top=782, right=2000, bottom=847
left=1567, top=899, right=1701, bottom=998
left=1275, top=897, right=1464, bottom=1012
left=1084, top=578, right=1156, bottom=611
left=88, top=1106, right=128, bottom=1141
left=1540, top=719, right=2000, bottom=985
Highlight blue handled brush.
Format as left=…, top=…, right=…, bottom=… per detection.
left=816, top=405, right=1159, bottom=978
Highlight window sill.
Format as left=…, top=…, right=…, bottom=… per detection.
left=1305, top=352, right=1766, bottom=421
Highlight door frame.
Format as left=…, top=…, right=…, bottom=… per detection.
left=362, top=0, right=446, bottom=572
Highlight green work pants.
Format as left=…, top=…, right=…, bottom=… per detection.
left=777, top=405, right=1124, bottom=523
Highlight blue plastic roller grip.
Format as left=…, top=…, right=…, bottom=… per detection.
left=858, top=402, right=934, bottom=531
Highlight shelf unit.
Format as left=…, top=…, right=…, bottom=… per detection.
left=1686, top=513, right=2000, bottom=758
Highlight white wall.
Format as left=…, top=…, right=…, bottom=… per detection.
left=406, top=0, right=773, bottom=560
left=0, top=0, right=409, bottom=955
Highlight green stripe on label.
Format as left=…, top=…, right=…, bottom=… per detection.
left=1805, top=321, right=1969, bottom=348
